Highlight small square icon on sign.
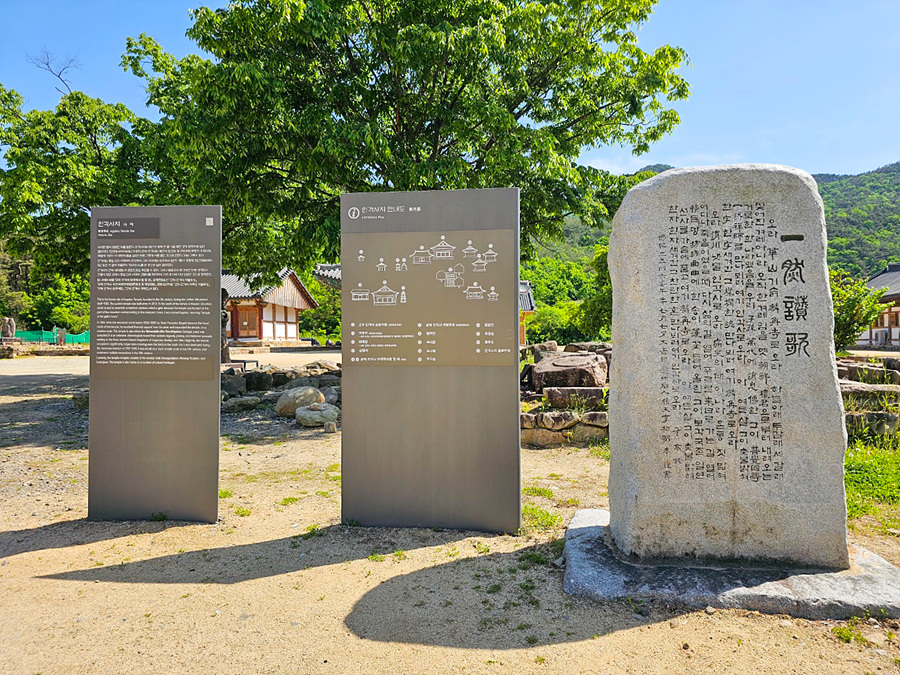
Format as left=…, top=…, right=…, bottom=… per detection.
left=205, top=217, right=214, bottom=227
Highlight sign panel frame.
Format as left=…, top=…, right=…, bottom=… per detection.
left=341, top=188, right=521, bottom=533
left=89, top=205, right=221, bottom=522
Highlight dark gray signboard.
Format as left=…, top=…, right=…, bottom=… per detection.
left=89, top=206, right=221, bottom=522
left=341, top=188, right=520, bottom=532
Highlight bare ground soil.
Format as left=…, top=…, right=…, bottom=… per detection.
left=1, top=357, right=900, bottom=674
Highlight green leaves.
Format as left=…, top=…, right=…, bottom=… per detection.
left=0, top=85, right=152, bottom=277
left=124, top=0, right=688, bottom=273
left=830, top=269, right=889, bottom=351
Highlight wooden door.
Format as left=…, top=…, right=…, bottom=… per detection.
left=238, top=308, right=258, bottom=338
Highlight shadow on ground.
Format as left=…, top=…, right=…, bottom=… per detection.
left=34, top=524, right=470, bottom=583
left=32, top=522, right=694, bottom=648
left=0, top=518, right=189, bottom=559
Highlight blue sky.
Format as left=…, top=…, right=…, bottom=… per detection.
left=1, top=0, right=898, bottom=176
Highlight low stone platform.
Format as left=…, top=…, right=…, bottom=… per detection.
left=563, top=509, right=900, bottom=620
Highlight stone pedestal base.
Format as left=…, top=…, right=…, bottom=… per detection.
left=563, top=509, right=900, bottom=620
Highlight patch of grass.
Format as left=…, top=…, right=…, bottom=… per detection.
left=525, top=635, right=538, bottom=645
left=518, top=550, right=549, bottom=568
left=522, top=485, right=554, bottom=499
left=218, top=488, right=233, bottom=499
left=392, top=550, right=408, bottom=561
left=557, top=497, right=580, bottom=507
left=589, top=440, right=611, bottom=461
left=521, top=504, right=561, bottom=531
left=845, top=433, right=900, bottom=520
left=478, top=616, right=510, bottom=630
left=149, top=512, right=167, bottom=522
left=295, top=524, right=322, bottom=541
left=367, top=551, right=386, bottom=562
left=325, top=463, right=341, bottom=473
left=474, top=541, right=491, bottom=555
left=831, top=623, right=869, bottom=645
left=534, top=656, right=546, bottom=664
left=485, top=583, right=502, bottom=594
left=234, top=506, right=251, bottom=517
left=315, top=490, right=331, bottom=497
left=278, top=496, right=301, bottom=506
left=516, top=622, right=532, bottom=631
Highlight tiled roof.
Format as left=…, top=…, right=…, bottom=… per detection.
left=866, top=263, right=900, bottom=300
left=313, top=263, right=342, bottom=285
left=221, top=268, right=292, bottom=300
left=519, top=280, right=536, bottom=312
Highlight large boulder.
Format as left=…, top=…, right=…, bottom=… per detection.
left=280, top=376, right=321, bottom=391
left=536, top=410, right=580, bottom=431
left=320, top=386, right=340, bottom=405
left=222, top=396, right=261, bottom=413
left=569, top=424, right=608, bottom=444
left=275, top=386, right=325, bottom=417
left=533, top=352, right=607, bottom=392
left=221, top=373, right=247, bottom=398
left=295, top=402, right=340, bottom=427
left=520, top=427, right=567, bottom=448
left=581, top=411, right=609, bottom=428
left=244, top=370, right=274, bottom=392
left=564, top=342, right=612, bottom=354
left=839, top=380, right=900, bottom=400
left=544, top=387, right=608, bottom=409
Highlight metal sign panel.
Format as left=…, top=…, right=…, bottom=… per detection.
left=89, top=206, right=221, bottom=522
left=341, top=188, right=520, bottom=532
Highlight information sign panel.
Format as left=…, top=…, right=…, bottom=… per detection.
left=341, top=189, right=520, bottom=532
left=89, top=206, right=221, bottom=522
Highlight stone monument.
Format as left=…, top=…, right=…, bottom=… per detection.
left=608, top=164, right=848, bottom=568
left=563, top=165, right=900, bottom=618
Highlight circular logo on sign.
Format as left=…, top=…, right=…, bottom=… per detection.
left=348, top=207, right=360, bottom=219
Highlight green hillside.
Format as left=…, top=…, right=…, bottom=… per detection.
left=537, top=163, right=900, bottom=278
left=815, top=162, right=900, bottom=277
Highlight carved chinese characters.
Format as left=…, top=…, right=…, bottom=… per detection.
left=609, top=165, right=849, bottom=569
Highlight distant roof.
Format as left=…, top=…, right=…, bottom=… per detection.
left=222, top=268, right=318, bottom=308
left=313, top=263, right=342, bottom=287
left=867, top=263, right=900, bottom=301
left=519, top=280, right=536, bottom=312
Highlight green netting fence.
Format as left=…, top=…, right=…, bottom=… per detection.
left=12, top=330, right=90, bottom=344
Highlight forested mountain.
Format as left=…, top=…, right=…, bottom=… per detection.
left=539, top=162, right=900, bottom=278
left=814, top=162, right=900, bottom=277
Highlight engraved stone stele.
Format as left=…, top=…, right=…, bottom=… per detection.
left=609, top=164, right=849, bottom=569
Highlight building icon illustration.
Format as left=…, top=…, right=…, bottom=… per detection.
left=482, top=244, right=498, bottom=262
left=351, top=283, right=370, bottom=301
left=472, top=255, right=488, bottom=272
left=376, top=258, right=388, bottom=271
left=411, top=246, right=433, bottom=264
left=488, top=287, right=499, bottom=301
left=430, top=235, right=456, bottom=260
left=462, top=241, right=478, bottom=258
left=373, top=282, right=399, bottom=305
left=464, top=284, right=486, bottom=300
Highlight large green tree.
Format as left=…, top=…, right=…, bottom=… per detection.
left=123, top=0, right=688, bottom=281
left=0, top=86, right=154, bottom=278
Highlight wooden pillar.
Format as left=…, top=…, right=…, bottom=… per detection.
left=256, top=300, right=265, bottom=338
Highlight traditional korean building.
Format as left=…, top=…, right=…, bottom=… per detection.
left=857, top=262, right=900, bottom=346
left=222, top=269, right=318, bottom=342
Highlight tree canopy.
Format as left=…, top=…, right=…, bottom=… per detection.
left=121, top=0, right=688, bottom=281
left=0, top=86, right=152, bottom=278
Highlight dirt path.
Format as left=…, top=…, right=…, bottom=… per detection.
left=1, top=359, right=899, bottom=674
